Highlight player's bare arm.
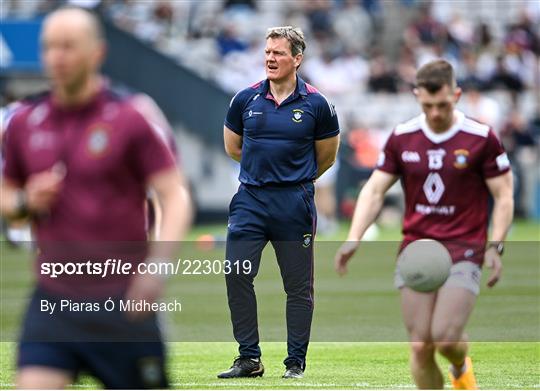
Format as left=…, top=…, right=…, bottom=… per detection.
left=315, top=134, right=340, bottom=178
left=1, top=170, right=64, bottom=218
left=335, top=170, right=398, bottom=275
left=0, top=179, right=24, bottom=218
left=148, top=167, right=192, bottom=243
left=147, top=189, right=162, bottom=240
left=125, top=166, right=192, bottom=319
left=484, top=171, right=514, bottom=288
left=224, top=125, right=242, bottom=162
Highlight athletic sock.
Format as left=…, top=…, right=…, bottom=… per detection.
left=450, top=360, right=467, bottom=378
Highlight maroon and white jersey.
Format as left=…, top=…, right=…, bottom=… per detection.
left=2, top=86, right=176, bottom=296
left=377, top=110, right=510, bottom=264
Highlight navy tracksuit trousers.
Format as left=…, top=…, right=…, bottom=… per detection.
left=225, top=182, right=316, bottom=369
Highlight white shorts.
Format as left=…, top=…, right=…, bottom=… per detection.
left=394, top=261, right=482, bottom=296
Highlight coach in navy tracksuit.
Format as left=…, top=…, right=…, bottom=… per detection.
left=218, top=26, right=340, bottom=380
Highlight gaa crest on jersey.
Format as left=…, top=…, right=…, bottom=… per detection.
left=292, top=109, right=304, bottom=123
left=453, top=149, right=469, bottom=169
left=302, top=233, right=312, bottom=248
left=427, top=149, right=446, bottom=170
left=87, top=126, right=110, bottom=156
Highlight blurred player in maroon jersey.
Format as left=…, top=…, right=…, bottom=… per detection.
left=129, top=92, right=189, bottom=240
left=335, top=59, right=513, bottom=389
left=0, top=6, right=191, bottom=389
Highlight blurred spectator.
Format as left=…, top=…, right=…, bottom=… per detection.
left=303, top=0, right=334, bottom=39
left=407, top=3, right=445, bottom=45
left=474, top=22, right=499, bottom=83
left=217, top=24, right=248, bottom=57
left=361, top=0, right=383, bottom=34
left=503, top=22, right=538, bottom=88
left=2, top=0, right=56, bottom=17
left=396, top=45, right=417, bottom=91
left=446, top=11, right=474, bottom=47
left=458, top=50, right=484, bottom=88
left=154, top=2, right=174, bottom=30
left=218, top=39, right=265, bottom=93
left=510, top=9, right=540, bottom=55
left=224, top=0, right=256, bottom=11
left=476, top=22, right=494, bottom=49
left=346, top=126, right=381, bottom=169
left=332, top=0, right=373, bottom=54
left=107, top=1, right=162, bottom=44
left=529, top=108, right=540, bottom=142
left=459, top=80, right=502, bottom=133
left=96, top=0, right=538, bottom=103
left=67, top=0, right=102, bottom=8
left=367, top=54, right=398, bottom=93
left=486, top=55, right=524, bottom=94
left=302, top=48, right=369, bottom=95
left=500, top=110, right=537, bottom=217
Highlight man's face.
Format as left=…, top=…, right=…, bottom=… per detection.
left=41, top=13, right=103, bottom=93
left=415, top=84, right=461, bottom=132
left=265, top=37, right=302, bottom=82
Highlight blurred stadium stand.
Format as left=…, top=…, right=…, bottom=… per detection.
left=1, top=0, right=539, bottom=221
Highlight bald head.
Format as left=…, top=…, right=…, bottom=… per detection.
left=43, top=7, right=104, bottom=45
left=41, top=7, right=105, bottom=96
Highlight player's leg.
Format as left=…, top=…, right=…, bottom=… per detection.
left=400, top=286, right=443, bottom=389
left=17, top=291, right=78, bottom=389
left=17, top=342, right=79, bottom=390
left=270, top=183, right=316, bottom=378
left=431, top=261, right=480, bottom=389
left=224, top=236, right=266, bottom=359
left=219, top=185, right=267, bottom=378
left=271, top=239, right=314, bottom=378
left=432, top=286, right=476, bottom=388
left=17, top=367, right=73, bottom=389
left=314, top=163, right=338, bottom=235
left=432, top=287, right=475, bottom=364
left=77, top=341, right=168, bottom=389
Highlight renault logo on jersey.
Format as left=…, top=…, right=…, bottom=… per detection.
left=87, top=126, right=110, bottom=156
left=427, top=149, right=446, bottom=170
left=292, top=109, right=304, bottom=123
left=453, top=149, right=469, bottom=169
left=423, top=172, right=445, bottom=204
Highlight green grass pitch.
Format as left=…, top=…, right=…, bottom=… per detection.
left=0, top=219, right=538, bottom=389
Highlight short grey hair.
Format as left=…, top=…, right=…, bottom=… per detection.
left=266, top=26, right=306, bottom=56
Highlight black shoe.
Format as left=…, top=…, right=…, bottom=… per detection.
left=283, top=363, right=304, bottom=379
left=217, top=357, right=264, bottom=378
